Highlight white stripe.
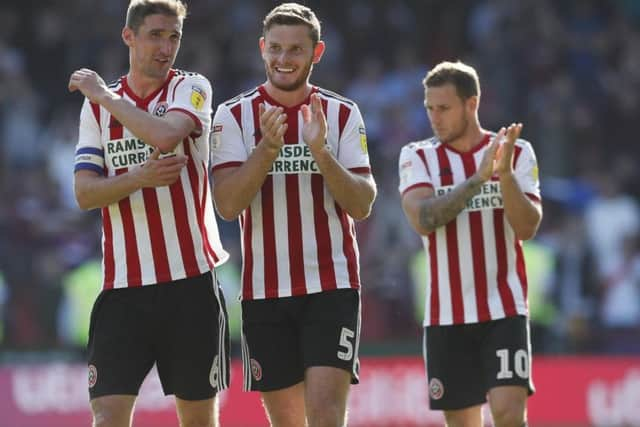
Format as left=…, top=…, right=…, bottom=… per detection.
left=109, top=204, right=127, bottom=288
left=129, top=189, right=155, bottom=284
left=157, top=185, right=184, bottom=278
left=180, top=161, right=206, bottom=268
left=483, top=210, right=505, bottom=319
left=250, top=192, right=265, bottom=299
left=435, top=228, right=452, bottom=324
left=273, top=173, right=291, bottom=297
left=423, top=238, right=432, bottom=327
left=504, top=223, right=527, bottom=314
left=352, top=290, right=362, bottom=380
left=299, top=176, right=321, bottom=294
left=456, top=211, right=478, bottom=323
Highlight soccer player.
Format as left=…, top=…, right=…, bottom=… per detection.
left=69, top=1, right=230, bottom=426
left=210, top=3, right=377, bottom=426
left=398, top=61, right=542, bottom=427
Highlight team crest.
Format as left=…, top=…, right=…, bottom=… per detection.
left=250, top=358, right=263, bottom=381
left=358, top=126, right=368, bottom=154
left=191, top=86, right=206, bottom=111
left=88, top=364, right=98, bottom=389
left=429, top=378, right=444, bottom=400
left=153, top=102, right=168, bottom=117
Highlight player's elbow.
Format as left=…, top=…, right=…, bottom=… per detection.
left=213, top=197, right=241, bottom=221
left=75, top=190, right=97, bottom=211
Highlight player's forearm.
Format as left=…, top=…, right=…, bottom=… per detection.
left=213, top=143, right=281, bottom=220
left=499, top=172, right=542, bottom=240
left=99, top=92, right=185, bottom=153
left=311, top=147, right=376, bottom=220
left=74, top=170, right=143, bottom=210
left=418, top=174, right=485, bottom=233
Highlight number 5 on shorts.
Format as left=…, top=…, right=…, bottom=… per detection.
left=337, top=327, right=355, bottom=361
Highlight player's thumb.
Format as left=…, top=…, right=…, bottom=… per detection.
left=148, top=148, right=161, bottom=161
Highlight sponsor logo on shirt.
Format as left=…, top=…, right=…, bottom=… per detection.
left=104, top=138, right=158, bottom=169
left=191, top=85, right=206, bottom=111
left=358, top=125, right=368, bottom=154
left=437, top=182, right=504, bottom=211
left=265, top=143, right=327, bottom=175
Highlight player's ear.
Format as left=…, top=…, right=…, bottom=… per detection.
left=259, top=37, right=266, bottom=58
left=466, top=95, right=479, bottom=114
left=122, top=27, right=134, bottom=47
left=312, top=40, right=325, bottom=64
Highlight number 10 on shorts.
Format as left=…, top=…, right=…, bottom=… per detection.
left=496, top=348, right=529, bottom=379
left=337, top=327, right=355, bottom=361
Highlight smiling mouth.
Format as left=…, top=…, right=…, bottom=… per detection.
left=275, top=66, right=294, bottom=73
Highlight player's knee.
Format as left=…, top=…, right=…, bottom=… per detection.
left=306, top=399, right=345, bottom=427
left=491, top=402, right=525, bottom=427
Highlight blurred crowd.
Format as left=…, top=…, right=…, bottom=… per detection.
left=1, top=0, right=639, bottom=358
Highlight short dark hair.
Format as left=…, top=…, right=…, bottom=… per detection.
left=263, top=2, right=321, bottom=45
left=126, top=0, right=187, bottom=33
left=423, top=61, right=480, bottom=100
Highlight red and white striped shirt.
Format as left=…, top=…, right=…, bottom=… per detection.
left=211, top=85, right=371, bottom=300
left=74, top=69, right=228, bottom=290
left=398, top=134, right=541, bottom=326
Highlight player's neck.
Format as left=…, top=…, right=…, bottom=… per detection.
left=126, top=71, right=169, bottom=99
left=447, top=125, right=485, bottom=153
left=263, top=81, right=313, bottom=108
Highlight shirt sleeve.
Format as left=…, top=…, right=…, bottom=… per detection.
left=74, top=98, right=105, bottom=175
left=514, top=140, right=541, bottom=201
left=166, top=73, right=213, bottom=138
left=398, top=145, right=433, bottom=195
left=210, top=103, right=247, bottom=170
left=336, top=103, right=371, bottom=173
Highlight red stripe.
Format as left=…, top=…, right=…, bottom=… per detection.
left=335, top=204, right=359, bottom=288
left=436, top=146, right=463, bottom=323
left=213, top=161, right=243, bottom=171
left=170, top=172, right=199, bottom=277
left=462, top=155, right=490, bottom=322
left=416, top=148, right=432, bottom=179
left=201, top=161, right=219, bottom=265
left=142, top=187, right=170, bottom=283
left=184, top=141, right=217, bottom=267
left=514, top=239, right=528, bottom=306
left=401, top=183, right=433, bottom=197
left=261, top=176, right=278, bottom=297
left=338, top=103, right=350, bottom=138
left=493, top=209, right=517, bottom=316
left=513, top=145, right=523, bottom=169
left=284, top=115, right=306, bottom=295
left=171, top=76, right=185, bottom=102
left=115, top=169, right=142, bottom=286
left=312, top=174, right=336, bottom=291
left=241, top=211, right=254, bottom=300
left=89, top=102, right=101, bottom=131
left=428, top=233, right=440, bottom=325
left=102, top=206, right=115, bottom=289
left=349, top=167, right=371, bottom=174
left=230, top=104, right=242, bottom=128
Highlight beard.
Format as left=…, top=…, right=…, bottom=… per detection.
left=438, top=113, right=469, bottom=145
left=265, top=59, right=313, bottom=92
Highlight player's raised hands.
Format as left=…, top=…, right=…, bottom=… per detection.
left=475, top=134, right=501, bottom=182
left=495, top=123, right=522, bottom=177
left=259, top=103, right=287, bottom=152
left=133, top=148, right=188, bottom=188
left=68, top=68, right=111, bottom=103
left=301, top=93, right=327, bottom=152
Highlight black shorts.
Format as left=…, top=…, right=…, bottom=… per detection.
left=424, top=315, right=535, bottom=410
left=87, top=271, right=230, bottom=400
left=241, top=289, right=361, bottom=392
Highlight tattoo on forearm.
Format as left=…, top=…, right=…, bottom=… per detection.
left=418, top=176, right=484, bottom=231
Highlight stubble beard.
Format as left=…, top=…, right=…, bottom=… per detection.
left=266, top=60, right=312, bottom=92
